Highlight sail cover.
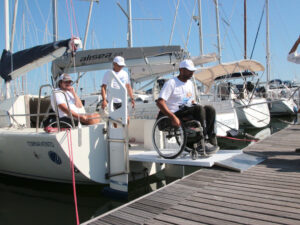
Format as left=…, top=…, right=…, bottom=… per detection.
left=51, top=45, right=185, bottom=81
left=194, top=59, right=265, bottom=91
left=0, top=39, right=72, bottom=82
left=130, top=53, right=217, bottom=82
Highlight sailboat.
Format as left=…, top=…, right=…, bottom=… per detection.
left=262, top=0, right=298, bottom=116
left=194, top=59, right=270, bottom=128
left=0, top=34, right=202, bottom=193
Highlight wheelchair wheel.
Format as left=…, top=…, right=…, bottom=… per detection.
left=152, top=116, right=187, bottom=159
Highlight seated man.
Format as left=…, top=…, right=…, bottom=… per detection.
left=156, top=59, right=219, bottom=154
left=50, top=73, right=100, bottom=127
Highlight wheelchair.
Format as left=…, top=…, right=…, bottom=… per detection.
left=152, top=115, right=211, bottom=160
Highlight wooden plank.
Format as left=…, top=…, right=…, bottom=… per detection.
left=120, top=206, right=156, bottom=219
left=171, top=204, right=279, bottom=225
left=184, top=194, right=300, bottom=221
left=99, top=215, right=139, bottom=225
left=120, top=205, right=157, bottom=219
left=86, top=220, right=111, bottom=225
left=148, top=213, right=207, bottom=225
left=193, top=190, right=300, bottom=213
left=203, top=184, right=300, bottom=203
left=137, top=198, right=172, bottom=209
left=144, top=218, right=175, bottom=225
left=163, top=208, right=240, bottom=225
left=217, top=174, right=300, bottom=190
left=213, top=180, right=300, bottom=195
left=109, top=211, right=147, bottom=224
left=176, top=200, right=300, bottom=224
left=129, top=202, right=164, bottom=214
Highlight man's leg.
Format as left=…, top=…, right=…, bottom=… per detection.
left=204, top=105, right=217, bottom=146
left=175, top=105, right=206, bottom=135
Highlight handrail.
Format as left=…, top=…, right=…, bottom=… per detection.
left=36, top=85, right=76, bottom=132
left=51, top=89, right=76, bottom=131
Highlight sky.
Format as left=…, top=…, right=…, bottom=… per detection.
left=1, top=0, right=300, bottom=95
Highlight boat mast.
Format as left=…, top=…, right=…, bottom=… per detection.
left=197, top=0, right=203, bottom=55
left=127, top=0, right=133, bottom=47
left=4, top=0, right=11, bottom=99
left=214, top=0, right=221, bottom=63
left=117, top=0, right=133, bottom=47
left=76, top=0, right=97, bottom=92
left=244, top=0, right=247, bottom=59
left=52, top=0, right=58, bottom=41
left=266, top=0, right=270, bottom=86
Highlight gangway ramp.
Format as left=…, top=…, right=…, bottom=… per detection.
left=129, top=149, right=265, bottom=172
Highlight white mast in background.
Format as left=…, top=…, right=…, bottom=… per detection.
left=214, top=0, right=221, bottom=63
left=266, top=0, right=270, bottom=88
left=4, top=0, right=11, bottom=99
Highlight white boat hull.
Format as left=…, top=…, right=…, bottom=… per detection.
left=201, top=99, right=239, bottom=137
left=269, top=98, right=297, bottom=116
left=0, top=124, right=108, bottom=184
left=234, top=98, right=270, bottom=128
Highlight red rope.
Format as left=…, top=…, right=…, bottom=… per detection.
left=217, top=135, right=258, bottom=142
left=65, top=0, right=74, bottom=38
left=67, top=129, right=80, bottom=225
left=70, top=0, right=80, bottom=37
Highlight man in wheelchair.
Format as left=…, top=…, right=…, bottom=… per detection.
left=156, top=59, right=219, bottom=157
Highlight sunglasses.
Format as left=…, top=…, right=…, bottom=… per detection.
left=63, top=80, right=73, bottom=84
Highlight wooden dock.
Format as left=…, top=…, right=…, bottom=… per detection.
left=82, top=124, right=300, bottom=225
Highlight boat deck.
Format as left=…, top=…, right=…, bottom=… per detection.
left=83, top=123, right=300, bottom=225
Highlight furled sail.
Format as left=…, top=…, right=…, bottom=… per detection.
left=0, top=39, right=75, bottom=82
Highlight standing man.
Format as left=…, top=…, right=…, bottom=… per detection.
left=156, top=59, right=219, bottom=154
left=101, top=56, right=135, bottom=115
left=288, top=36, right=300, bottom=64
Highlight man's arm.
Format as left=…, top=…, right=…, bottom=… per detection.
left=289, top=36, right=300, bottom=54
left=101, top=84, right=107, bottom=109
left=68, top=86, right=83, bottom=108
left=156, top=98, right=180, bottom=127
left=126, top=84, right=135, bottom=108
left=57, top=103, right=87, bottom=123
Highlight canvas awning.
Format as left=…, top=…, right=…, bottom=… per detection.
left=194, top=59, right=265, bottom=92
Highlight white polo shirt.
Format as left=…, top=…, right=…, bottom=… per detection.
left=51, top=88, right=83, bottom=118
left=102, top=69, right=130, bottom=103
left=159, top=77, right=195, bottom=113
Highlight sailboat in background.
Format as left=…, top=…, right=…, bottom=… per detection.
left=263, top=0, right=298, bottom=116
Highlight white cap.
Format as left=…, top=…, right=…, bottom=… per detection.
left=179, top=59, right=197, bottom=71
left=58, top=73, right=72, bottom=82
left=113, top=56, right=126, bottom=66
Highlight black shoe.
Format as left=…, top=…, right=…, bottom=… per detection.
left=205, top=143, right=220, bottom=156
left=209, top=134, right=218, bottom=146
